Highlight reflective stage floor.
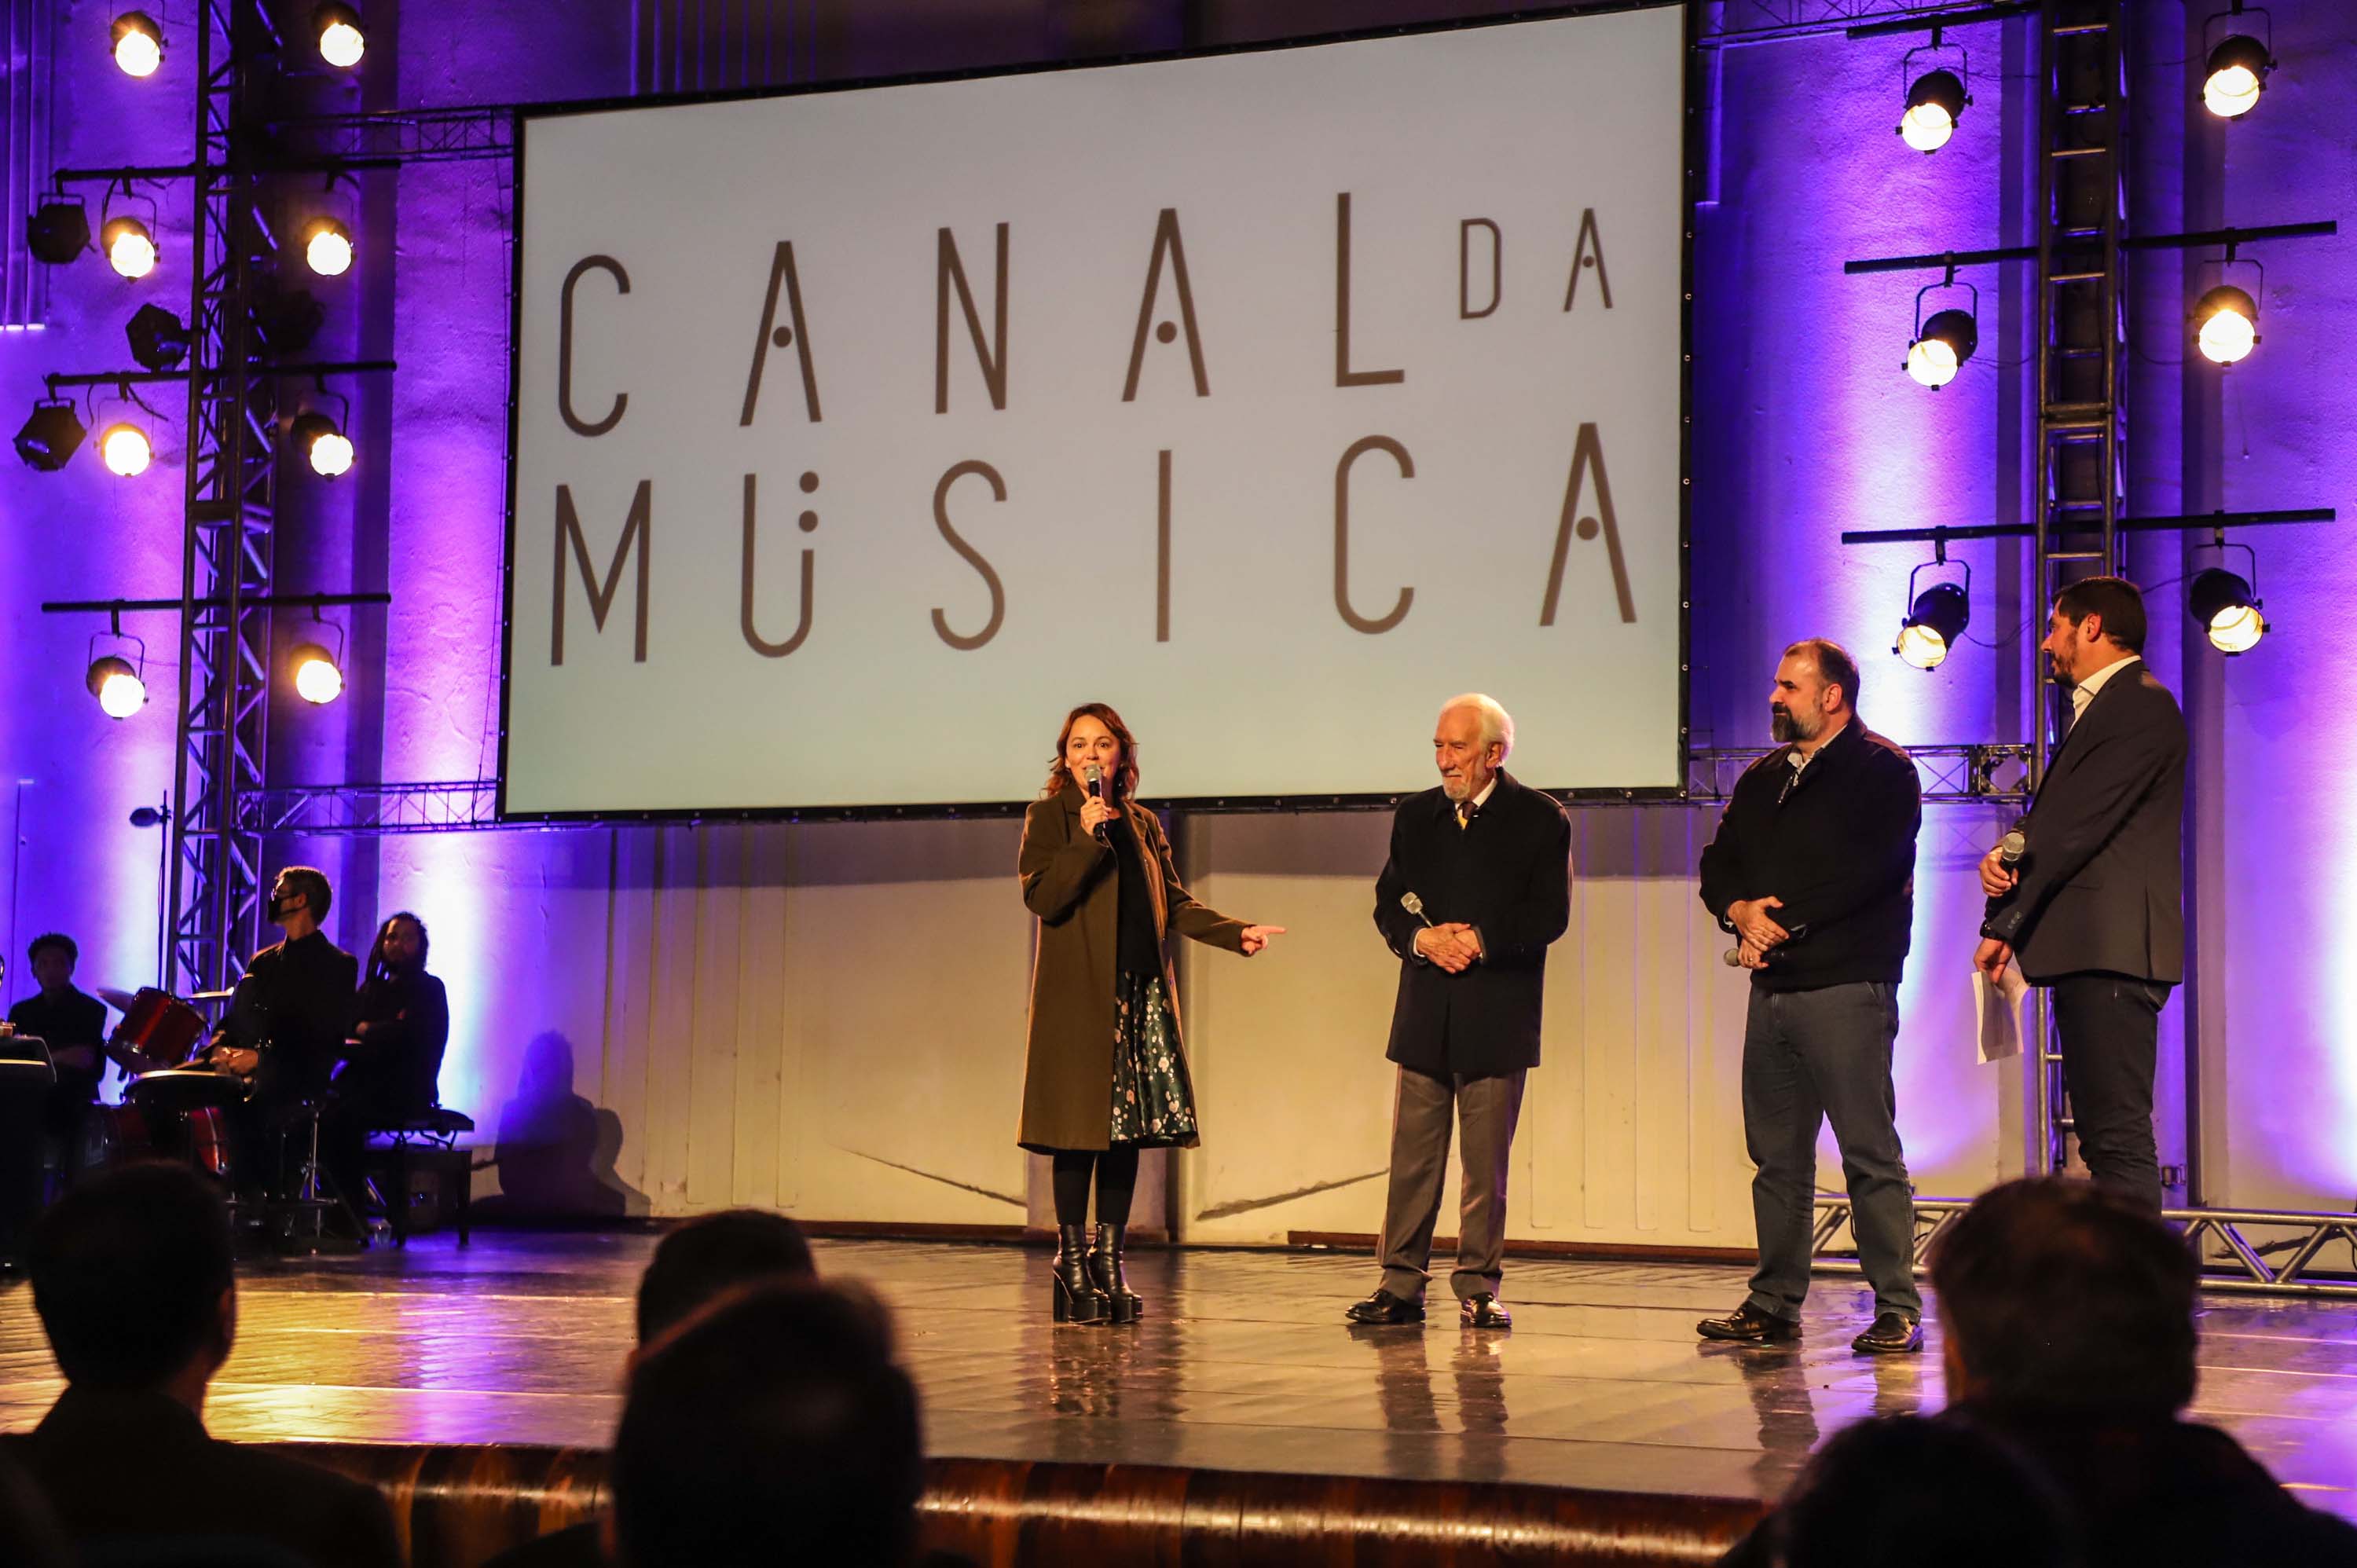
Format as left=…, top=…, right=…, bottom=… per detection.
left=3, top=1233, right=2353, bottom=1519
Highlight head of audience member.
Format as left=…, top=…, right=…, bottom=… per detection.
left=612, top=1279, right=922, bottom=1568
left=1434, top=693, right=1513, bottom=804
left=27, top=933, right=77, bottom=997
left=27, top=1162, right=236, bottom=1411
left=635, top=1207, right=817, bottom=1344
left=367, top=910, right=431, bottom=984
left=268, top=865, right=332, bottom=940
left=1770, top=639, right=1858, bottom=749
left=1930, top=1178, right=2196, bottom=1419
left=2045, top=575, right=2147, bottom=687
left=1766, top=1414, right=2078, bottom=1568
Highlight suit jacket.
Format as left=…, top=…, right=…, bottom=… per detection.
left=1372, top=771, right=1572, bottom=1077
left=1017, top=786, right=1247, bottom=1152
left=5, top=1387, right=401, bottom=1568
left=1984, top=662, right=2187, bottom=984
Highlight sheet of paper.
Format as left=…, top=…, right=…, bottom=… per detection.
left=1975, top=962, right=2030, bottom=1063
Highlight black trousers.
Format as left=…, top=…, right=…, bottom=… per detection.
left=2051, top=972, right=2172, bottom=1214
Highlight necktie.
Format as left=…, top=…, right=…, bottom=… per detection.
left=1457, top=800, right=1475, bottom=830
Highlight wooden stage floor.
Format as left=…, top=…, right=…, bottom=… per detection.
left=3, top=1233, right=2353, bottom=1520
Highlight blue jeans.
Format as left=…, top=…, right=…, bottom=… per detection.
left=1741, top=981, right=1921, bottom=1321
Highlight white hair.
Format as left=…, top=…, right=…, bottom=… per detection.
left=1439, top=692, right=1514, bottom=758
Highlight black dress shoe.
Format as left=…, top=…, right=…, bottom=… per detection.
left=1344, top=1288, right=1426, bottom=1325
left=1851, top=1311, right=1923, bottom=1354
left=1460, top=1293, right=1512, bottom=1330
left=1696, top=1302, right=1800, bottom=1343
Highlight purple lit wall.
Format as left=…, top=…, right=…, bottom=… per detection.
left=2, top=1, right=2352, bottom=1218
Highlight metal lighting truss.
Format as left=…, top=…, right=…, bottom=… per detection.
left=167, top=0, right=279, bottom=998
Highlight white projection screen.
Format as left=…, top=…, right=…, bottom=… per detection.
left=502, top=5, right=1689, bottom=816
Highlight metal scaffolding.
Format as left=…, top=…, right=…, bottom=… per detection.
left=166, top=0, right=279, bottom=998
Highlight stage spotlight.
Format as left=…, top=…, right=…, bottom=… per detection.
left=302, top=218, right=354, bottom=277
left=1899, top=69, right=1968, bottom=152
left=99, top=423, right=152, bottom=477
left=125, top=302, right=190, bottom=370
left=291, top=643, right=345, bottom=704
left=15, top=399, right=88, bottom=471
left=314, top=2, right=364, bottom=67
left=290, top=411, right=354, bottom=476
left=1896, top=581, right=1970, bottom=670
left=252, top=280, right=325, bottom=357
left=1906, top=308, right=1978, bottom=389
left=2188, top=567, right=2267, bottom=653
left=86, top=655, right=146, bottom=719
left=101, top=216, right=156, bottom=279
left=27, top=200, right=90, bottom=265
left=2203, top=35, right=2271, bottom=119
left=110, top=10, right=163, bottom=76
left=2194, top=284, right=2259, bottom=365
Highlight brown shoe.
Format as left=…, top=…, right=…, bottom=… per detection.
left=1851, top=1311, right=1923, bottom=1355
left=1697, top=1302, right=1799, bottom=1343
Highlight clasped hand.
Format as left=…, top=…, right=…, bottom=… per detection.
left=1414, top=922, right=1484, bottom=973
left=1727, top=896, right=1791, bottom=969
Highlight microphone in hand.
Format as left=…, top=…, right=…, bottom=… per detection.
left=1998, top=828, right=2027, bottom=867
left=1084, top=764, right=1111, bottom=845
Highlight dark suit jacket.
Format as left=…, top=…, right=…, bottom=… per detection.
left=1984, top=661, right=2187, bottom=984
left=5, top=1387, right=401, bottom=1568
left=1372, top=771, right=1572, bottom=1077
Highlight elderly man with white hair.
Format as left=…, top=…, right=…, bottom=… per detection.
left=1348, top=694, right=1572, bottom=1330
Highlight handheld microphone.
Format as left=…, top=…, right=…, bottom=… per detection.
left=1722, top=945, right=1758, bottom=969
left=1084, top=764, right=1110, bottom=845
left=1400, top=892, right=1433, bottom=927
left=1998, top=828, right=2028, bottom=867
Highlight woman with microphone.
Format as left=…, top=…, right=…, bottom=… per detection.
left=1017, top=702, right=1284, bottom=1324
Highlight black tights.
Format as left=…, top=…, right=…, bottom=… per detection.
left=1050, top=1146, right=1139, bottom=1227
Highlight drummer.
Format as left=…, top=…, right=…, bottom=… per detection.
left=7, top=934, right=110, bottom=1177
left=206, top=867, right=359, bottom=1200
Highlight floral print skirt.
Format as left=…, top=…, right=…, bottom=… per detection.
left=1108, top=972, right=1199, bottom=1148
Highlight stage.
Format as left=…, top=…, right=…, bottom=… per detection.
left=3, top=1233, right=2353, bottom=1525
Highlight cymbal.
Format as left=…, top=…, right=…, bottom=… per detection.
left=95, top=987, right=142, bottom=1013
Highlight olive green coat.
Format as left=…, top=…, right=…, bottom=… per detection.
left=1017, top=785, right=1247, bottom=1152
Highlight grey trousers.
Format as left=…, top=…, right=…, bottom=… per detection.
left=1741, top=981, right=1922, bottom=1322
left=1376, top=1064, right=1527, bottom=1302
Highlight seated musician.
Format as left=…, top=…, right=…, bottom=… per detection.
left=204, top=866, right=358, bottom=1200
left=323, top=910, right=449, bottom=1216
left=6, top=934, right=110, bottom=1178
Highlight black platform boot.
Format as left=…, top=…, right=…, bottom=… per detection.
left=1052, top=1223, right=1108, bottom=1324
left=1088, top=1222, right=1144, bottom=1324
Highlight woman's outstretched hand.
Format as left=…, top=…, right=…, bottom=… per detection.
left=1240, top=925, right=1288, bottom=955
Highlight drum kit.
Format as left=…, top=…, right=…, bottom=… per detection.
left=80, top=984, right=247, bottom=1184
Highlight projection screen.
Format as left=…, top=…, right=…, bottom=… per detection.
left=502, top=5, right=1689, bottom=816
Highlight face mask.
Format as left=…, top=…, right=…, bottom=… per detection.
left=269, top=893, right=297, bottom=923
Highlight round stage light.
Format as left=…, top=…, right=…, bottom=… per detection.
left=2194, top=284, right=2258, bottom=365
left=99, top=423, right=152, bottom=477
left=314, top=3, right=365, bottom=68
left=15, top=399, right=89, bottom=471
left=1898, top=69, right=1967, bottom=153
left=27, top=200, right=91, bottom=265
left=291, top=411, right=354, bottom=477
left=1896, top=581, right=1970, bottom=670
left=101, top=216, right=156, bottom=279
left=303, top=218, right=353, bottom=277
left=86, top=655, right=146, bottom=719
left=291, top=643, right=345, bottom=704
left=2188, top=568, right=2267, bottom=653
left=2202, top=35, right=2271, bottom=119
left=126, top=302, right=191, bottom=371
left=1906, top=308, right=1978, bottom=389
left=111, top=11, right=163, bottom=76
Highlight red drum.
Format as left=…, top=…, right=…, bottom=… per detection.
left=114, top=987, right=207, bottom=1068
left=82, top=1083, right=235, bottom=1184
